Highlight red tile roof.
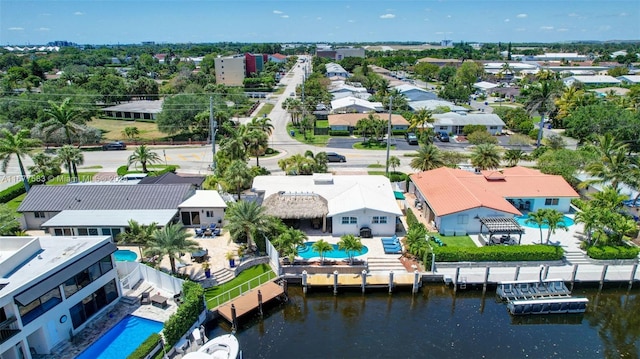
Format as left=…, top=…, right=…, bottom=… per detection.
left=410, top=166, right=579, bottom=216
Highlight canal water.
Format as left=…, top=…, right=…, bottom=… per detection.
left=206, top=284, right=640, bottom=358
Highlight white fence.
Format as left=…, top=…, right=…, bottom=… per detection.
left=117, top=261, right=184, bottom=295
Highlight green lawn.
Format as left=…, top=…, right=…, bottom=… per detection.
left=429, top=233, right=476, bottom=247
left=204, top=264, right=275, bottom=309
left=256, top=103, right=274, bottom=118
left=286, top=123, right=330, bottom=147
left=6, top=193, right=26, bottom=213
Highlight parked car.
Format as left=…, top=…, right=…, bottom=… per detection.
left=436, top=132, right=450, bottom=142
left=289, top=92, right=295, bottom=97
left=326, top=152, right=346, bottom=162
left=102, top=141, right=127, bottom=150
left=405, top=132, right=418, bottom=145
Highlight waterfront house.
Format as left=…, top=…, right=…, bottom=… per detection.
left=17, top=184, right=194, bottom=235
left=409, top=167, right=579, bottom=235
left=178, top=190, right=227, bottom=227
left=252, top=174, right=402, bottom=237
left=0, top=235, right=119, bottom=357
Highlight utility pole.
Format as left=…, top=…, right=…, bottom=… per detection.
left=385, top=96, right=393, bottom=177
left=210, top=96, right=217, bottom=171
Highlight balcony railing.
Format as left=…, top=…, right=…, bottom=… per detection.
left=0, top=316, right=21, bottom=344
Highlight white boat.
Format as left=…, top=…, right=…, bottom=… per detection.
left=183, top=334, right=240, bottom=359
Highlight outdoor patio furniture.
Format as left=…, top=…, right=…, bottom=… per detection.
left=209, top=223, right=217, bottom=231
left=191, top=248, right=208, bottom=262
left=203, top=229, right=213, bottom=237
left=195, top=228, right=204, bottom=237
left=151, top=294, right=168, bottom=308
left=140, top=292, right=151, bottom=305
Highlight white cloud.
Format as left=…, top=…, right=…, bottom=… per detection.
left=74, top=11, right=84, bottom=16
left=504, top=19, right=510, bottom=22
left=380, top=14, right=396, bottom=19
left=516, top=13, right=527, bottom=18
left=273, top=10, right=283, bottom=14
left=38, top=27, right=50, bottom=31
left=281, top=15, right=289, bottom=18
left=8, top=27, right=24, bottom=31
left=348, top=19, right=355, bottom=23
left=568, top=12, right=579, bottom=17
left=540, top=26, right=554, bottom=30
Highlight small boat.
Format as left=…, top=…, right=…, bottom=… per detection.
left=507, top=297, right=589, bottom=315
left=183, top=334, right=239, bottom=359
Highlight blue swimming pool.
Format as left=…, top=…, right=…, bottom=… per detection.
left=297, top=242, right=368, bottom=259
left=114, top=250, right=138, bottom=262
left=514, top=215, right=575, bottom=229
left=76, top=315, right=163, bottom=359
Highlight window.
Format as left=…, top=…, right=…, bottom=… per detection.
left=63, top=255, right=114, bottom=299
left=70, top=279, right=118, bottom=329
left=457, top=214, right=469, bottom=225
left=341, top=217, right=357, bottom=225
left=545, top=198, right=559, bottom=206
left=205, top=210, right=214, bottom=217
left=489, top=126, right=498, bottom=130
left=78, top=228, right=88, bottom=236
left=372, top=216, right=387, bottom=224
left=34, top=212, right=46, bottom=218
left=18, top=287, right=62, bottom=325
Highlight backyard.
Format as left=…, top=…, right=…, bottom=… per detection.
left=204, top=264, right=276, bottom=309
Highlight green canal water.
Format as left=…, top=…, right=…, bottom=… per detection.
left=206, top=284, right=640, bottom=358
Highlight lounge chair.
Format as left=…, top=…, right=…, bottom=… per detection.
left=381, top=237, right=399, bottom=245
left=140, top=292, right=151, bottom=305
left=384, top=247, right=402, bottom=254
left=195, top=228, right=204, bottom=237
left=209, top=223, right=217, bottom=231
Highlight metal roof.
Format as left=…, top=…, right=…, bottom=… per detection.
left=17, top=184, right=194, bottom=212
left=40, top=209, right=178, bottom=227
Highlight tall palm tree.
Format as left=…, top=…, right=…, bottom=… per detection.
left=554, top=86, right=584, bottom=121
left=42, top=97, right=87, bottom=145
left=525, top=209, right=548, bottom=245
left=312, top=239, right=333, bottom=265
left=388, top=156, right=400, bottom=173
left=273, top=227, right=307, bottom=263
left=337, top=234, right=364, bottom=265
left=583, top=134, right=631, bottom=191
left=574, top=204, right=601, bottom=246
left=470, top=143, right=501, bottom=170
left=117, top=219, right=158, bottom=259
left=408, top=108, right=435, bottom=133
left=0, top=129, right=42, bottom=192
left=128, top=145, right=161, bottom=173
left=145, top=223, right=199, bottom=273
left=304, top=151, right=328, bottom=173
left=225, top=200, right=270, bottom=250
left=278, top=153, right=314, bottom=175
left=219, top=123, right=248, bottom=161
left=56, top=145, right=84, bottom=182
left=543, top=209, right=568, bottom=244
left=410, top=144, right=445, bottom=171
left=523, top=71, right=563, bottom=147
left=245, top=129, right=268, bottom=167
left=503, top=149, right=524, bottom=167
left=248, top=117, right=274, bottom=136
left=28, top=152, right=59, bottom=180
left=223, top=160, right=252, bottom=200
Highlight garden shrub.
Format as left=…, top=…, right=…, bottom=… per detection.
left=388, top=172, right=408, bottom=183
left=406, top=207, right=419, bottom=228
left=329, top=130, right=351, bottom=136
left=117, top=165, right=129, bottom=176
left=433, top=244, right=564, bottom=262
left=587, top=245, right=640, bottom=260
left=162, top=281, right=205, bottom=346
left=148, top=165, right=177, bottom=177
left=0, top=178, right=46, bottom=203
left=126, top=333, right=161, bottom=359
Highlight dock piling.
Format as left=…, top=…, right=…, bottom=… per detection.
left=231, top=304, right=238, bottom=333
left=361, top=270, right=367, bottom=293
left=257, top=290, right=263, bottom=316
left=629, top=264, right=638, bottom=290
left=412, top=270, right=420, bottom=294
left=454, top=267, right=460, bottom=292
left=483, top=267, right=490, bottom=291
left=543, top=265, right=550, bottom=281
left=599, top=264, right=609, bottom=290
left=570, top=264, right=578, bottom=291
left=333, top=271, right=339, bottom=295
left=514, top=266, right=520, bottom=281
left=389, top=271, right=394, bottom=294
left=302, top=270, right=308, bottom=294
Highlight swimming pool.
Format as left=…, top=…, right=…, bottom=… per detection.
left=514, top=215, right=575, bottom=229
left=76, top=315, right=163, bottom=359
left=297, top=242, right=368, bottom=259
left=114, top=250, right=138, bottom=262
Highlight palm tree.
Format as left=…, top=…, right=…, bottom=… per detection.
left=42, top=97, right=87, bottom=145
left=522, top=71, right=563, bottom=147
left=410, top=144, right=445, bottom=171
left=312, top=239, right=333, bottom=265
left=117, top=219, right=158, bottom=259
left=503, top=149, right=524, bottom=167
left=408, top=108, right=435, bottom=133
left=245, top=129, right=268, bottom=167
left=145, top=223, right=199, bottom=273
left=0, top=129, right=42, bottom=192
left=225, top=200, right=270, bottom=250
left=122, top=126, right=140, bottom=141
left=273, top=227, right=307, bottom=263
left=471, top=143, right=501, bottom=170
left=128, top=145, right=161, bottom=173
left=278, top=154, right=314, bottom=175
left=223, top=160, right=252, bottom=200
left=583, top=134, right=631, bottom=191
left=337, top=234, right=364, bottom=265
left=304, top=151, right=328, bottom=173
left=543, top=209, right=568, bottom=244
left=28, top=152, right=59, bottom=180
left=56, top=145, right=84, bottom=182
left=574, top=204, right=601, bottom=246
left=248, top=117, right=274, bottom=136
left=525, top=209, right=548, bottom=245
left=555, top=86, right=584, bottom=121
left=388, top=156, right=400, bottom=173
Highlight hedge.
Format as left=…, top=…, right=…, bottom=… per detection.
left=587, top=245, right=640, bottom=260
left=406, top=207, right=419, bottom=228
left=388, top=172, right=408, bottom=183
left=162, top=281, right=205, bottom=346
left=116, top=165, right=177, bottom=177
left=0, top=177, right=47, bottom=203
left=433, top=244, right=564, bottom=262
left=126, top=333, right=161, bottom=359
left=329, top=130, right=351, bottom=136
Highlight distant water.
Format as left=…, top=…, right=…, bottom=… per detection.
left=206, top=284, right=640, bottom=358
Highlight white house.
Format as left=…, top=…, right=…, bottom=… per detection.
left=562, top=75, right=621, bottom=87
left=473, top=81, right=500, bottom=93
left=330, top=96, right=384, bottom=113
left=393, top=84, right=439, bottom=102
left=617, top=75, right=640, bottom=85
left=0, top=236, right=119, bottom=358
left=252, top=174, right=402, bottom=237
left=178, top=190, right=227, bottom=227
left=431, top=113, right=506, bottom=135
left=409, top=167, right=579, bottom=235
left=409, top=100, right=469, bottom=114
left=329, top=83, right=370, bottom=100
left=325, top=63, right=349, bottom=78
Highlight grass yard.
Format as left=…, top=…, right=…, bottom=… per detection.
left=89, top=118, right=165, bottom=141
left=286, top=123, right=329, bottom=147
left=6, top=193, right=26, bottom=213
left=256, top=103, right=274, bottom=118
left=429, top=233, right=476, bottom=247
left=204, top=264, right=275, bottom=309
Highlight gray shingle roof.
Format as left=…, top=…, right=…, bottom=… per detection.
left=17, top=184, right=194, bottom=212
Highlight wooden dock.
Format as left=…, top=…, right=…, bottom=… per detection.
left=217, top=281, right=284, bottom=323
left=306, top=272, right=417, bottom=287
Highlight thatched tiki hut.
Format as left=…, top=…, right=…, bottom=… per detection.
left=262, top=192, right=328, bottom=231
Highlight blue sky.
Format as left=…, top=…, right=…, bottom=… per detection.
left=1, top=0, right=638, bottom=45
